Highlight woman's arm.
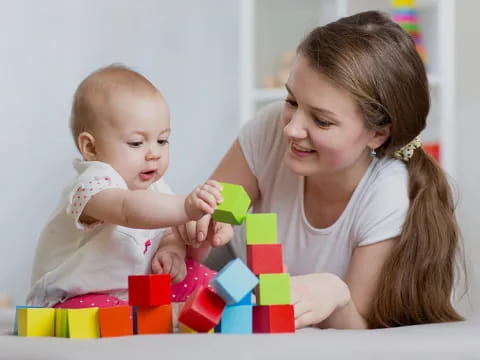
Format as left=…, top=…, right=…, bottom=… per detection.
left=210, top=139, right=260, bottom=205
left=292, top=238, right=396, bottom=329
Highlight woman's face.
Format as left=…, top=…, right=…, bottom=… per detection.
left=282, top=54, right=381, bottom=179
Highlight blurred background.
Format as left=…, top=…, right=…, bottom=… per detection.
left=0, top=0, right=478, bottom=317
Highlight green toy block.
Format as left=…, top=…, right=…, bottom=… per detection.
left=212, top=182, right=251, bottom=225
left=245, top=213, right=278, bottom=244
left=55, top=308, right=69, bottom=338
left=258, top=273, right=291, bottom=306
left=17, top=308, right=55, bottom=337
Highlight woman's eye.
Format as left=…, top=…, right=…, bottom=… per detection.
left=285, top=98, right=297, bottom=107
left=158, top=139, right=169, bottom=145
left=314, top=118, right=332, bottom=128
left=127, top=141, right=142, bottom=147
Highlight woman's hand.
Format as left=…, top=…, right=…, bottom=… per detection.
left=290, top=273, right=351, bottom=329
left=173, top=215, right=233, bottom=249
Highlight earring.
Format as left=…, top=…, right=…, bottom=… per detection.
left=370, top=148, right=376, bottom=158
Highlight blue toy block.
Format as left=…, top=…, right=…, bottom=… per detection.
left=218, top=305, right=252, bottom=334
left=210, top=259, right=258, bottom=305
left=14, top=305, right=41, bottom=335
left=235, top=292, right=252, bottom=306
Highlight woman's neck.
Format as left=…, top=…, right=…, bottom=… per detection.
left=305, top=156, right=373, bottom=204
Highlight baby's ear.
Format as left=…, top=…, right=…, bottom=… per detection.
left=77, top=132, right=97, bottom=161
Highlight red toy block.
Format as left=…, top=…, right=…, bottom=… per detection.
left=253, top=305, right=295, bottom=333
left=247, top=244, right=283, bottom=275
left=98, top=306, right=133, bottom=337
left=136, top=305, right=173, bottom=334
left=128, top=274, right=171, bottom=306
left=423, top=141, right=440, bottom=162
left=178, top=286, right=226, bottom=332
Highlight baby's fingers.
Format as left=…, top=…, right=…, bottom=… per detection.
left=151, top=256, right=164, bottom=274
left=203, top=180, right=224, bottom=204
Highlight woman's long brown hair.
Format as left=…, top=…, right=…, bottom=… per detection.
left=298, top=11, right=465, bottom=327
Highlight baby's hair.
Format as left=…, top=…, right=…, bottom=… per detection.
left=70, top=64, right=159, bottom=151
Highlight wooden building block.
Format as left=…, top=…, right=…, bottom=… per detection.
left=217, top=305, right=252, bottom=334
left=136, top=305, right=172, bottom=334
left=179, top=323, right=214, bottom=333
left=128, top=274, right=171, bottom=306
left=210, top=258, right=258, bottom=305
left=212, top=182, right=251, bottom=225
left=13, top=305, right=41, bottom=335
left=247, top=244, right=283, bottom=275
left=178, top=286, right=225, bottom=332
left=245, top=214, right=278, bottom=244
left=258, top=273, right=291, bottom=305
left=17, top=307, right=55, bottom=337
left=98, top=305, right=133, bottom=337
left=253, top=305, right=295, bottom=333
left=67, top=308, right=100, bottom=339
left=55, top=308, right=69, bottom=338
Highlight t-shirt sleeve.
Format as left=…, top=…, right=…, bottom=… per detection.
left=67, top=162, right=127, bottom=231
left=356, top=169, right=410, bottom=247
left=149, top=178, right=174, bottom=195
left=238, top=101, right=284, bottom=179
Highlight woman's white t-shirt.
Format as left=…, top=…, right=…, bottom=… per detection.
left=27, top=159, right=173, bottom=307
left=231, top=102, right=409, bottom=279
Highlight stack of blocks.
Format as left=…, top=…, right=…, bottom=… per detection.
left=178, top=182, right=294, bottom=333
left=246, top=213, right=295, bottom=333
left=15, top=274, right=173, bottom=338
left=128, top=274, right=173, bottom=334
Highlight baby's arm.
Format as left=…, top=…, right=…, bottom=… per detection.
left=80, top=180, right=223, bottom=229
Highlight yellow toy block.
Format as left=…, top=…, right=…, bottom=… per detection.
left=179, top=322, right=214, bottom=333
left=66, top=308, right=100, bottom=339
left=55, top=308, right=69, bottom=337
left=17, top=308, right=55, bottom=337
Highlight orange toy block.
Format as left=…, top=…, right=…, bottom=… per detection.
left=128, top=274, right=171, bottom=306
left=247, top=244, right=283, bottom=275
left=98, top=306, right=133, bottom=337
left=136, top=305, right=173, bottom=334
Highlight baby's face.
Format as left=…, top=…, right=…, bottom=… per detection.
left=93, top=91, right=171, bottom=190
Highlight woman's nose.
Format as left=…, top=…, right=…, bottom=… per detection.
left=283, top=112, right=308, bottom=139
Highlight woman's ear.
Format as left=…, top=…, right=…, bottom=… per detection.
left=368, top=123, right=391, bottom=151
left=77, top=132, right=97, bottom=161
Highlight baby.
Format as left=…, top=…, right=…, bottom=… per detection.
left=27, top=65, right=224, bottom=308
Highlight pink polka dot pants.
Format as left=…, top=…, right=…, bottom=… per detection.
left=52, top=258, right=217, bottom=308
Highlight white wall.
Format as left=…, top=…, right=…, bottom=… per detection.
left=1, top=0, right=479, bottom=317
left=0, top=0, right=239, bottom=304
left=455, top=0, right=480, bottom=317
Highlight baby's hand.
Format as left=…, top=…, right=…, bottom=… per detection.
left=184, top=180, right=223, bottom=221
left=151, top=250, right=187, bottom=284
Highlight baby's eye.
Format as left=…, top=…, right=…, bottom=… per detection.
left=158, top=139, right=169, bottom=146
left=127, top=141, right=143, bottom=147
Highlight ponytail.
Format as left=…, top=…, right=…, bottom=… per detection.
left=368, top=150, right=465, bottom=327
